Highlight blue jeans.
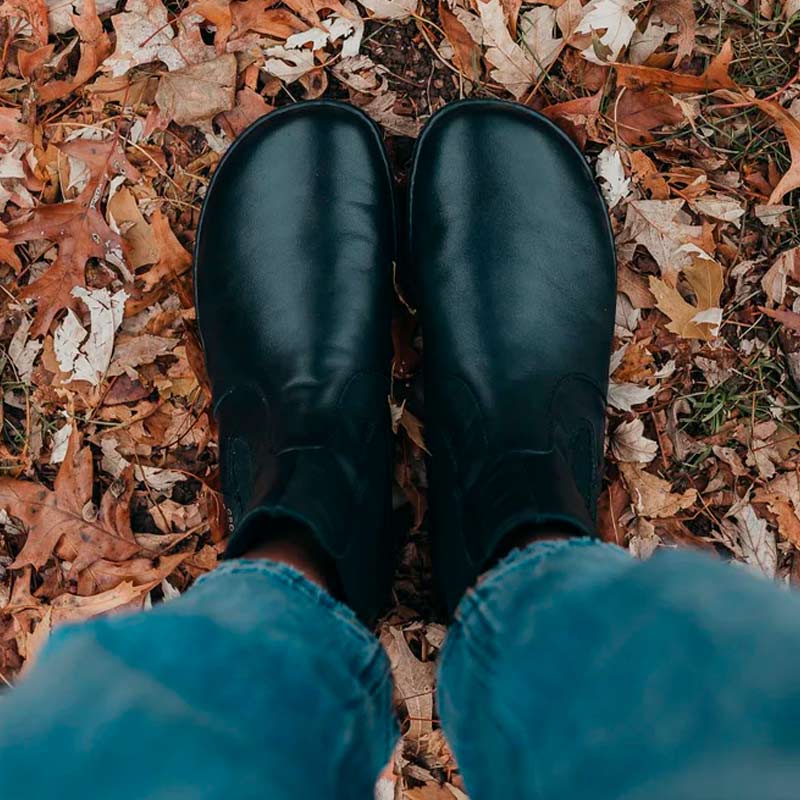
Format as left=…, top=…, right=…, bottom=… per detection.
left=2, top=539, right=800, bottom=799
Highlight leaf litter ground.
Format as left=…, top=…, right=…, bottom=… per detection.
left=0, top=0, right=799, bottom=796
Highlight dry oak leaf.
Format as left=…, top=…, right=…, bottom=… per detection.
left=614, top=85, right=687, bottom=145
left=620, top=462, right=697, bottom=518
left=137, top=208, right=193, bottom=291
left=723, top=504, right=777, bottom=579
left=0, top=0, right=49, bottom=46
left=439, top=0, right=482, bottom=80
left=357, top=0, right=417, bottom=19
left=541, top=90, right=603, bottom=149
left=614, top=38, right=736, bottom=94
left=155, top=54, right=237, bottom=127
left=649, top=252, right=724, bottom=341
left=107, top=187, right=159, bottom=269
left=0, top=427, right=140, bottom=574
left=477, top=0, right=536, bottom=100
left=38, top=0, right=112, bottom=104
left=752, top=98, right=800, bottom=205
left=106, top=0, right=213, bottom=77
left=651, top=0, right=696, bottom=67
left=216, top=88, right=275, bottom=138
left=754, top=472, right=800, bottom=549
left=761, top=247, right=800, bottom=306
left=619, top=198, right=703, bottom=278
left=49, top=580, right=153, bottom=626
left=610, top=417, right=658, bottom=463
left=7, top=138, right=140, bottom=336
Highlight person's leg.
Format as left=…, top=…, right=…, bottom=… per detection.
left=0, top=552, right=396, bottom=799
left=439, top=538, right=800, bottom=799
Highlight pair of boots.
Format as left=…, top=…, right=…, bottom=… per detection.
left=194, top=99, right=616, bottom=621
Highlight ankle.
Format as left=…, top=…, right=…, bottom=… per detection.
left=241, top=523, right=334, bottom=592
left=485, top=523, right=577, bottom=576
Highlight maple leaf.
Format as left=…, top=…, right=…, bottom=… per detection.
left=7, top=138, right=139, bottom=336
left=0, top=427, right=141, bottom=575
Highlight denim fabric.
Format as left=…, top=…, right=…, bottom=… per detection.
left=6, top=542, right=800, bottom=800
left=439, top=538, right=800, bottom=800
left=0, top=561, right=396, bottom=800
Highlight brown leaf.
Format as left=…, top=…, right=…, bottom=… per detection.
left=137, top=209, right=193, bottom=292
left=216, top=88, right=274, bottom=137
left=649, top=254, right=724, bottom=340
left=50, top=580, right=153, bottom=627
left=620, top=462, right=697, bottom=518
left=439, top=0, right=481, bottom=80
left=759, top=306, right=800, bottom=333
left=540, top=90, right=603, bottom=149
left=615, top=39, right=736, bottom=93
left=614, top=86, right=687, bottom=145
left=0, top=0, right=49, bottom=46
left=8, top=182, right=128, bottom=335
left=155, top=54, right=238, bottom=127
left=38, top=0, right=112, bottom=103
left=752, top=98, right=800, bottom=205
left=107, top=187, right=159, bottom=269
left=0, top=428, right=140, bottom=572
left=652, top=0, right=696, bottom=66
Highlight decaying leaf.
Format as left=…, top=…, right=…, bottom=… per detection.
left=620, top=462, right=697, bottom=518
left=610, top=417, right=658, bottom=463
left=477, top=0, right=536, bottom=99
left=0, top=427, right=140, bottom=572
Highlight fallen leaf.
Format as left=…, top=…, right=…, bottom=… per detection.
left=620, top=462, right=697, bottom=517
left=649, top=253, right=724, bottom=340
left=752, top=97, right=800, bottom=205
left=38, top=0, right=111, bottom=103
left=0, top=427, right=140, bottom=572
left=652, top=0, right=695, bottom=66
left=541, top=90, right=603, bottom=149
left=439, top=0, right=481, bottom=80
left=8, top=317, right=43, bottom=382
left=610, top=417, right=658, bottom=463
left=107, top=186, right=159, bottom=268
left=357, top=0, right=416, bottom=19
left=54, top=287, right=127, bottom=385
left=761, top=247, right=800, bottom=306
left=595, top=145, right=631, bottom=207
left=477, top=0, right=536, bottom=99
left=723, top=504, right=776, bottom=579
left=620, top=198, right=703, bottom=279
left=614, top=39, right=736, bottom=93
left=575, top=0, right=637, bottom=65
left=155, top=54, right=237, bottom=127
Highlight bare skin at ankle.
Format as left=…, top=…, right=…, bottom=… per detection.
left=483, top=524, right=576, bottom=579
left=242, top=527, right=333, bottom=592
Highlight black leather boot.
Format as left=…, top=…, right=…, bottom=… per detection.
left=409, top=100, right=616, bottom=614
left=194, top=101, right=396, bottom=621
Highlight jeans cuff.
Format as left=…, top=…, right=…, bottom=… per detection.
left=193, top=559, right=381, bottom=655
